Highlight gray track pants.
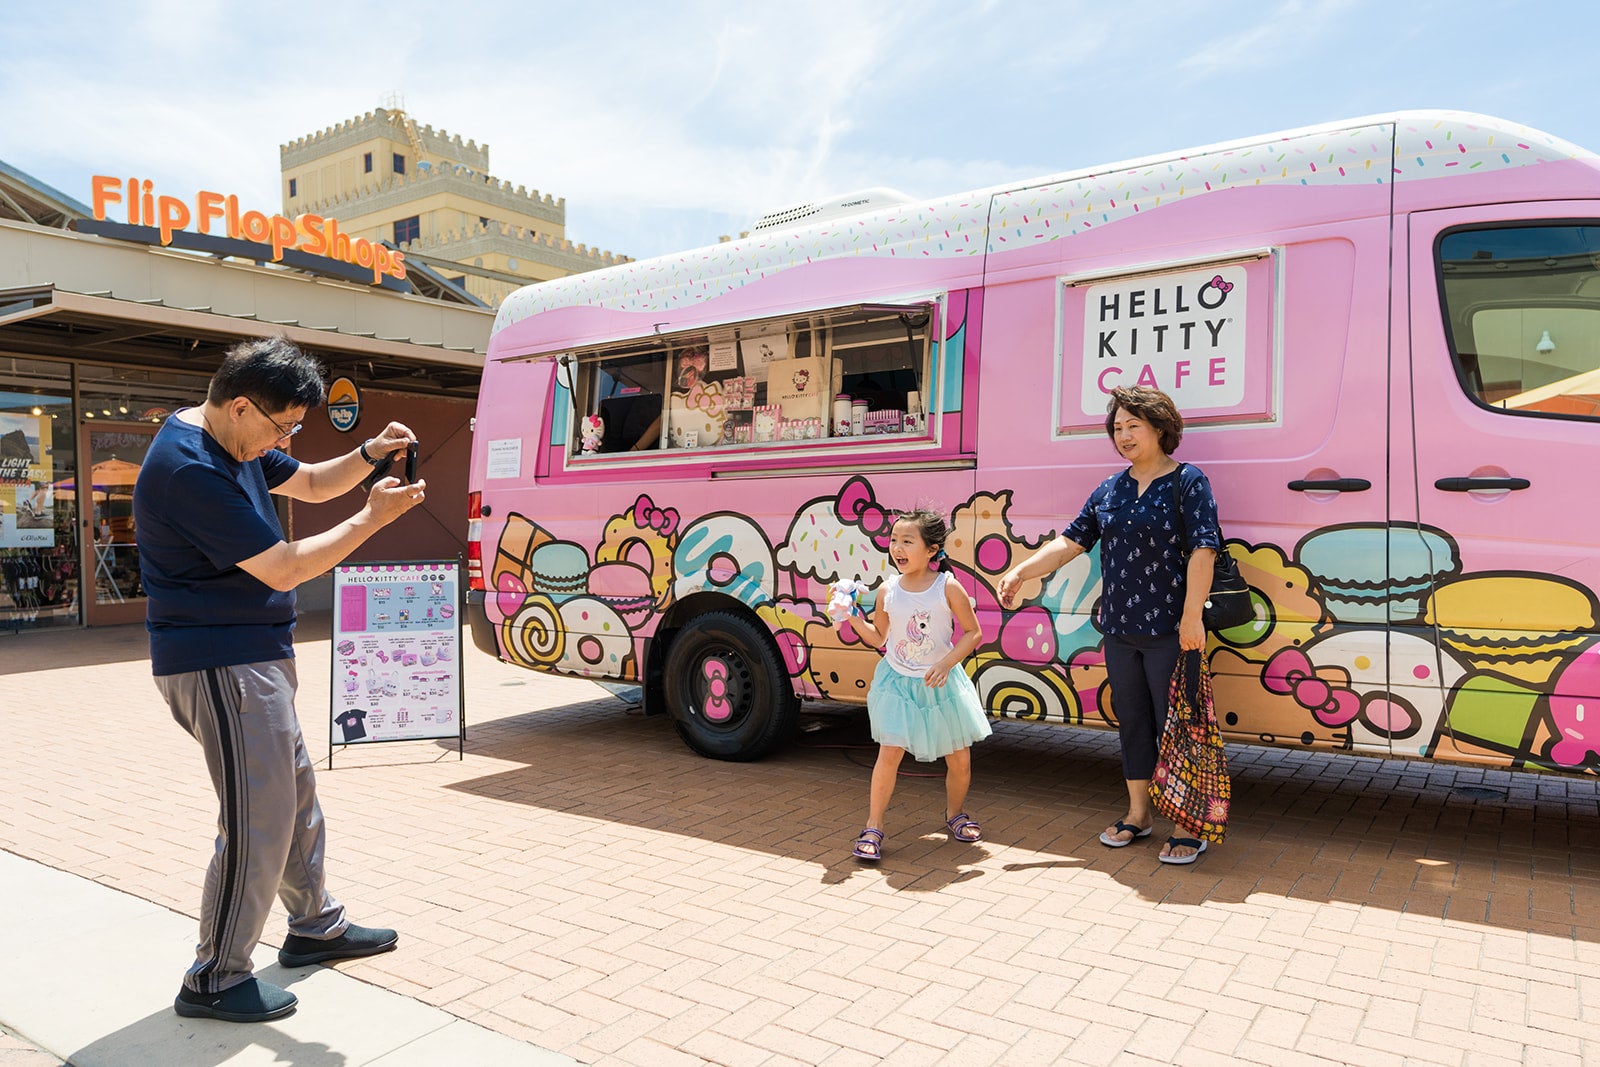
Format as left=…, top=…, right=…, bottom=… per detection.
left=157, top=659, right=346, bottom=993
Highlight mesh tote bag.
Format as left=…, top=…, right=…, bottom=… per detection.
left=1149, top=652, right=1231, bottom=843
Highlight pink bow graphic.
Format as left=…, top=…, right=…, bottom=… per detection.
left=837, top=476, right=893, bottom=550
left=1263, top=647, right=1359, bottom=727
left=633, top=494, right=679, bottom=538
left=1209, top=274, right=1234, bottom=293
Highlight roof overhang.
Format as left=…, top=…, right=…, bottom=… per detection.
left=0, top=284, right=487, bottom=391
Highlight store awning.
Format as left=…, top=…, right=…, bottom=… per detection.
left=0, top=284, right=486, bottom=393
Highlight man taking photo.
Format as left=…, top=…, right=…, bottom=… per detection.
left=134, top=336, right=425, bottom=1023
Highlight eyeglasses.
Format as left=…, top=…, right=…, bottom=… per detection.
left=245, top=396, right=302, bottom=442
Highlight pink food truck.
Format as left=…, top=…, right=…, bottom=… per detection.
left=466, top=110, right=1600, bottom=776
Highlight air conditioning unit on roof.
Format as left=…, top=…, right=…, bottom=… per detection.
left=749, top=187, right=914, bottom=232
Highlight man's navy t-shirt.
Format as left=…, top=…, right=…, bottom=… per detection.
left=134, top=413, right=301, bottom=676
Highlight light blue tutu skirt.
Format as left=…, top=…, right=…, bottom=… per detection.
left=867, top=657, right=993, bottom=762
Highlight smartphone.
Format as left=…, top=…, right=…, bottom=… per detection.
left=404, top=441, right=419, bottom=484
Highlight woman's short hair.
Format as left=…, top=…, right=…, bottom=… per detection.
left=1104, top=386, right=1183, bottom=454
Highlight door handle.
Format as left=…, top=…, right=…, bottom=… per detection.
left=1434, top=477, right=1530, bottom=492
left=1287, top=478, right=1372, bottom=493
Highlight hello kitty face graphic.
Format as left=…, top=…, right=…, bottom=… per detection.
left=792, top=369, right=810, bottom=392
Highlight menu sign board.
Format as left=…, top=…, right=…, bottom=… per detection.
left=330, top=561, right=464, bottom=756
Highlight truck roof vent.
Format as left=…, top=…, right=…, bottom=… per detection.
left=749, top=187, right=915, bottom=232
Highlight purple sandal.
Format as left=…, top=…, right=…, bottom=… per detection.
left=945, top=812, right=982, bottom=843
left=852, top=827, right=884, bottom=862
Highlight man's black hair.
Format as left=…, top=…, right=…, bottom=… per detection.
left=207, top=337, right=327, bottom=412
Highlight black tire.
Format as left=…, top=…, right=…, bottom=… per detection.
left=662, top=610, right=799, bottom=761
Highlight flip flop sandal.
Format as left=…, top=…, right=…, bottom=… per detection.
left=945, top=812, right=982, bottom=843
left=1099, top=820, right=1155, bottom=848
left=1158, top=837, right=1208, bottom=865
left=852, top=827, right=884, bottom=862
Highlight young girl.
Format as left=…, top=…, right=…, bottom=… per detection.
left=836, top=509, right=991, bottom=862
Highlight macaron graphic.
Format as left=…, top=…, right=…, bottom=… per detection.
left=587, top=560, right=656, bottom=629
left=1297, top=525, right=1459, bottom=625
left=1423, top=574, right=1597, bottom=685
left=528, top=541, right=591, bottom=601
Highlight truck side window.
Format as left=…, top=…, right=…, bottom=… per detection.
left=568, top=301, right=937, bottom=459
left=1439, top=224, right=1600, bottom=418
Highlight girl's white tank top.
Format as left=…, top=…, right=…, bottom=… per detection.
left=882, top=572, right=956, bottom=678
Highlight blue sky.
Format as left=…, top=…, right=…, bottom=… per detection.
left=3, top=1, right=1598, bottom=263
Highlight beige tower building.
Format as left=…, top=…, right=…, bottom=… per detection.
left=280, top=107, right=628, bottom=306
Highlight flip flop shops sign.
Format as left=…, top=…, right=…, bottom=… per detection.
left=90, top=176, right=407, bottom=286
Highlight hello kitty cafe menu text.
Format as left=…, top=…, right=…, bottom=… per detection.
left=330, top=561, right=464, bottom=760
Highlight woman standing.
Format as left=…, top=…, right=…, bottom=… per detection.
left=998, top=386, right=1221, bottom=864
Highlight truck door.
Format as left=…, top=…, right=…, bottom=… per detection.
left=1402, top=205, right=1600, bottom=774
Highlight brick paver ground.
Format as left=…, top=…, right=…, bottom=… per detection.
left=2, top=616, right=1596, bottom=1066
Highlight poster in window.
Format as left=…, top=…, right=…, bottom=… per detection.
left=0, top=413, right=54, bottom=548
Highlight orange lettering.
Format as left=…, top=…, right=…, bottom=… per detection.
left=241, top=210, right=270, bottom=243
left=140, top=181, right=155, bottom=229
left=371, top=244, right=393, bottom=283
left=387, top=248, right=406, bottom=280
left=91, top=176, right=122, bottom=221
left=156, top=195, right=190, bottom=245
left=225, top=195, right=241, bottom=239
left=127, top=178, right=141, bottom=225
left=328, top=221, right=350, bottom=262
left=354, top=238, right=374, bottom=268
left=269, top=215, right=297, bottom=260
left=196, top=191, right=225, bottom=234
left=298, top=214, right=327, bottom=256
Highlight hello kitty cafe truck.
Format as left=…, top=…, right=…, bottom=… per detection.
left=466, top=110, right=1600, bottom=778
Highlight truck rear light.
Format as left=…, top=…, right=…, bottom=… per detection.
left=467, top=491, right=484, bottom=590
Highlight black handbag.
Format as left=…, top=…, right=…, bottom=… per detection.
left=1172, top=464, right=1254, bottom=631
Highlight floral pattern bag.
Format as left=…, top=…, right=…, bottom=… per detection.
left=1149, top=653, right=1230, bottom=843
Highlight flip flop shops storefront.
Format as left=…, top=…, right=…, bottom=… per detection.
left=0, top=206, right=492, bottom=633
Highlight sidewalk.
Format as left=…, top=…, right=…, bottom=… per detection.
left=2, top=613, right=1598, bottom=1065
left=0, top=849, right=573, bottom=1066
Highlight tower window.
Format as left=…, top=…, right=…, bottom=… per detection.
left=288, top=178, right=297, bottom=198
left=393, top=216, right=420, bottom=245
left=363, top=152, right=373, bottom=173
left=393, top=153, right=406, bottom=175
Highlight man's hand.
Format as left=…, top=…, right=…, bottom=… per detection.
left=367, top=422, right=417, bottom=463
left=366, top=477, right=426, bottom=526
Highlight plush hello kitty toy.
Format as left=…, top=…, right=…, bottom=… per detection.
left=580, top=414, right=604, bottom=453
left=827, top=579, right=868, bottom=625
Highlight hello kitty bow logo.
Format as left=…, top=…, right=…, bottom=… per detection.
left=633, top=494, right=679, bottom=537
left=792, top=369, right=810, bottom=392
left=837, top=476, right=893, bottom=550
left=1263, top=648, right=1359, bottom=727
left=1208, top=275, right=1233, bottom=293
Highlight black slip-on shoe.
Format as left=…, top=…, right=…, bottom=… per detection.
left=174, top=977, right=297, bottom=1023
left=278, top=923, right=399, bottom=967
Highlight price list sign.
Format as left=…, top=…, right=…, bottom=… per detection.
left=330, top=560, right=464, bottom=761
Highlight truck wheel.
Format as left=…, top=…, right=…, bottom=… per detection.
left=663, top=610, right=798, bottom=760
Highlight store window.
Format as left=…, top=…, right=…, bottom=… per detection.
left=393, top=216, right=420, bottom=245
left=1439, top=223, right=1600, bottom=418
left=76, top=364, right=210, bottom=624
left=566, top=301, right=936, bottom=459
left=0, top=358, right=76, bottom=631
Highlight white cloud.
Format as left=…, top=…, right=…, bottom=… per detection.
left=4, top=0, right=1600, bottom=265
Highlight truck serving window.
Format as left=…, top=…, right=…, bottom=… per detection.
left=565, top=302, right=936, bottom=459
left=1438, top=224, right=1600, bottom=419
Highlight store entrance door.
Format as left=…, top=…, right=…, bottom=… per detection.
left=78, top=422, right=158, bottom=626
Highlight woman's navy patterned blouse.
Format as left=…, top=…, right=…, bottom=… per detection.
left=1062, top=462, right=1222, bottom=636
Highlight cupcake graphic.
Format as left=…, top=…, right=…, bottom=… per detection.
left=1296, top=524, right=1459, bottom=625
